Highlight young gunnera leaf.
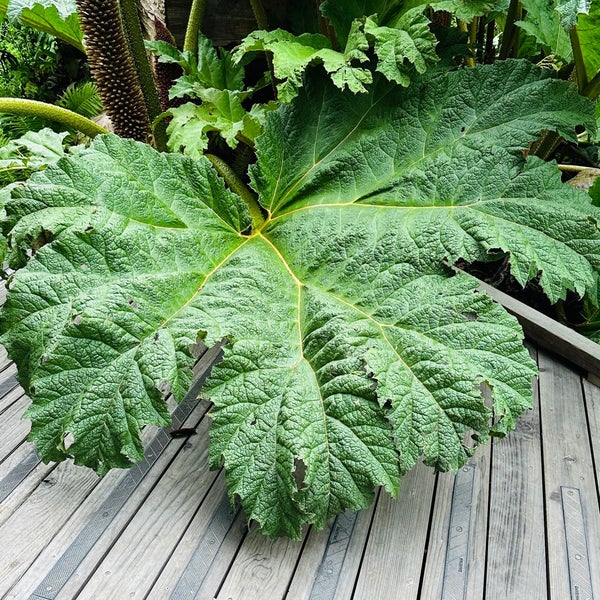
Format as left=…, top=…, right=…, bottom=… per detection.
left=147, top=36, right=272, bottom=155
left=1, top=60, right=598, bottom=539
left=235, top=11, right=438, bottom=103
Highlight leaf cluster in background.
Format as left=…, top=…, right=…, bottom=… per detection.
left=235, top=8, right=438, bottom=102
left=0, top=0, right=82, bottom=51
left=147, top=36, right=277, bottom=157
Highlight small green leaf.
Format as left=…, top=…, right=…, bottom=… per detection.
left=364, top=9, right=438, bottom=86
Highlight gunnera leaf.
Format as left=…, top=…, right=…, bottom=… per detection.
left=1, top=60, right=598, bottom=539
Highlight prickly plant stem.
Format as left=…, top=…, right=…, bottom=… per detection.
left=183, top=0, right=207, bottom=53
left=569, top=27, right=588, bottom=93
left=558, top=164, right=590, bottom=173
left=119, top=0, right=168, bottom=151
left=0, top=98, right=108, bottom=138
left=249, top=0, right=268, bottom=29
left=206, top=154, right=265, bottom=230
left=457, top=21, right=475, bottom=67
left=469, top=18, right=479, bottom=64
left=248, top=0, right=277, bottom=96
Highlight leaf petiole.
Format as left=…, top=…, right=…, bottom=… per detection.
left=206, top=153, right=265, bottom=230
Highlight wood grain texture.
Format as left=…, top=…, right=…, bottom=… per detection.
left=420, top=447, right=491, bottom=600
left=353, top=461, right=436, bottom=600
left=0, top=462, right=101, bottom=597
left=215, top=529, right=306, bottom=600
left=286, top=503, right=375, bottom=600
left=53, top=408, right=215, bottom=600
left=485, top=347, right=547, bottom=598
left=583, top=378, right=600, bottom=488
left=538, top=350, right=600, bottom=599
left=145, top=473, right=246, bottom=600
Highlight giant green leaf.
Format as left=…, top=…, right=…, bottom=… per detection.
left=2, top=60, right=598, bottom=538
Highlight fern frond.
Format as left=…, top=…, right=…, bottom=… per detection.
left=56, top=81, right=103, bottom=119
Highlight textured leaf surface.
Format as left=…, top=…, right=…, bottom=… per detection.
left=2, top=61, right=598, bottom=538
left=236, top=16, right=438, bottom=102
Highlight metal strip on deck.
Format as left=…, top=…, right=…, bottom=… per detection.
left=561, top=487, right=594, bottom=600
left=0, top=449, right=41, bottom=503
left=28, top=345, right=223, bottom=600
left=309, top=510, right=358, bottom=600
left=442, top=463, right=475, bottom=600
left=169, top=491, right=239, bottom=600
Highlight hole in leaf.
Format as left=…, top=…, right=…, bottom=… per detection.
left=156, top=379, right=171, bottom=395
left=127, top=297, right=139, bottom=311
left=293, top=457, right=307, bottom=490
left=461, top=311, right=478, bottom=321
left=63, top=432, right=75, bottom=450
left=479, top=380, right=494, bottom=409
left=81, top=264, right=88, bottom=270
left=72, top=315, right=82, bottom=325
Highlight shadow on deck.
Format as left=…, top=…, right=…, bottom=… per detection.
left=0, top=341, right=599, bottom=600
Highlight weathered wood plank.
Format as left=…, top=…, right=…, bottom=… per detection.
left=8, top=346, right=220, bottom=599
left=485, top=347, right=547, bottom=598
left=214, top=528, right=306, bottom=599
left=0, top=462, right=101, bottom=597
left=145, top=474, right=247, bottom=600
left=13, top=403, right=210, bottom=600
left=0, top=393, right=36, bottom=464
left=286, top=504, right=375, bottom=600
left=582, top=378, right=600, bottom=492
left=46, top=409, right=215, bottom=600
left=420, top=448, right=491, bottom=599
left=538, top=351, right=600, bottom=599
left=353, top=461, right=435, bottom=600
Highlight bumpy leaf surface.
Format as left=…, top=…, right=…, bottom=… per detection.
left=2, top=61, right=598, bottom=538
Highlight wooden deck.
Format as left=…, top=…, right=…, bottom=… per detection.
left=1, top=341, right=599, bottom=599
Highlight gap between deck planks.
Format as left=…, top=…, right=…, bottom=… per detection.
left=1, top=344, right=600, bottom=598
